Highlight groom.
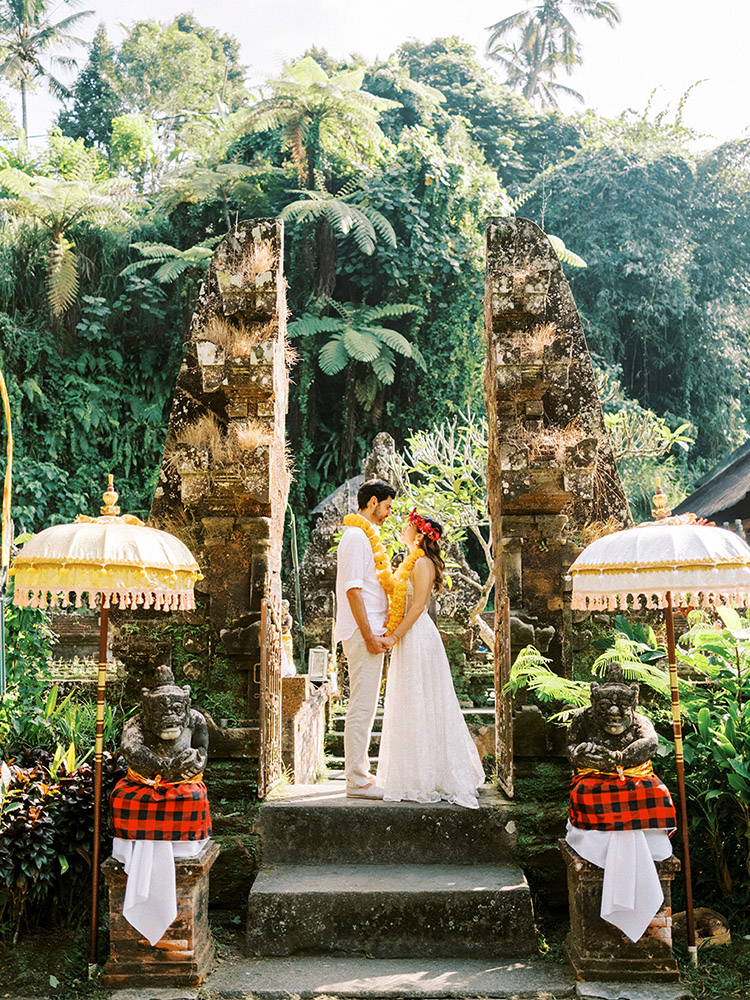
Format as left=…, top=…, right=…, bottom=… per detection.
left=335, top=479, right=396, bottom=799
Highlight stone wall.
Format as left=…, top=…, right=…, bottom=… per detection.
left=485, top=217, right=630, bottom=673
left=143, top=218, right=290, bottom=781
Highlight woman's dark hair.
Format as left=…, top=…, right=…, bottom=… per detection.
left=357, top=479, right=396, bottom=510
left=418, top=517, right=445, bottom=593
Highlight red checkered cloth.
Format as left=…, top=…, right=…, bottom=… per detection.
left=110, top=776, right=212, bottom=841
left=569, top=768, right=676, bottom=833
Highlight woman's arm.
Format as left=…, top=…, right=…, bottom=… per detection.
left=387, top=557, right=434, bottom=643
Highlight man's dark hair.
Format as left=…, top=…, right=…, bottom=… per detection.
left=357, top=479, right=396, bottom=510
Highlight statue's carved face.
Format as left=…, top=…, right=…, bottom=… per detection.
left=142, top=689, right=190, bottom=741
left=591, top=682, right=637, bottom=736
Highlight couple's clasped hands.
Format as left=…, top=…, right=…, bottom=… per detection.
left=365, top=633, right=397, bottom=654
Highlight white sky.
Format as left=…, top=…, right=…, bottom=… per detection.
left=10, top=0, right=750, bottom=150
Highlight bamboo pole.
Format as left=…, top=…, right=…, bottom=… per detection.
left=88, top=603, right=109, bottom=971
left=0, top=370, right=12, bottom=697
left=665, top=591, right=697, bottom=966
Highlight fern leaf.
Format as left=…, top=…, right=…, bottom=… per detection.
left=288, top=315, right=344, bottom=338
left=342, top=327, right=380, bottom=363
left=361, top=205, right=397, bottom=247
left=153, top=259, right=192, bottom=283
left=48, top=237, right=78, bottom=316
left=371, top=344, right=396, bottom=384
left=548, top=234, right=587, bottom=268
left=318, top=334, right=350, bottom=375
left=370, top=326, right=412, bottom=356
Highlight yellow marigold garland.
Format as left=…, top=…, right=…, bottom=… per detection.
left=343, top=513, right=424, bottom=634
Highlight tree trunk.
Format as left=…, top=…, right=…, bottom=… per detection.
left=316, top=216, right=338, bottom=296
left=20, top=80, right=28, bottom=146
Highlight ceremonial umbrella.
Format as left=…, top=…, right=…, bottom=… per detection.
left=569, top=485, right=750, bottom=966
left=9, top=477, right=202, bottom=969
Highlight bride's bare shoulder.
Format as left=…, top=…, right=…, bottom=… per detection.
left=413, top=554, right=435, bottom=582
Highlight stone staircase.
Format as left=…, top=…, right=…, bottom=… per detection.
left=323, top=708, right=496, bottom=776
left=246, top=782, right=537, bottom=959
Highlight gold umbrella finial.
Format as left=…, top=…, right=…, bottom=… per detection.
left=100, top=474, right=121, bottom=517
left=651, top=476, right=672, bottom=521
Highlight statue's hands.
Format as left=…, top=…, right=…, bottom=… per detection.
left=382, top=635, right=397, bottom=648
left=573, top=742, right=619, bottom=770
left=174, top=747, right=204, bottom=780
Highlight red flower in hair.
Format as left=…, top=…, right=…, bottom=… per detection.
left=408, top=508, right=440, bottom=541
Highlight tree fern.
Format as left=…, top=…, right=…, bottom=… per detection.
left=47, top=236, right=78, bottom=317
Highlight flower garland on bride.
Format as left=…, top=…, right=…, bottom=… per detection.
left=342, top=513, right=424, bottom=634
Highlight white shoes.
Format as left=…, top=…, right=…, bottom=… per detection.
left=346, top=781, right=384, bottom=799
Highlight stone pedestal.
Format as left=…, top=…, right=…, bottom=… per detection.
left=282, top=674, right=330, bottom=784
left=560, top=838, right=681, bottom=982
left=102, top=839, right=220, bottom=988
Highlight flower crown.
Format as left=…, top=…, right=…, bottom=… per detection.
left=409, top=508, right=441, bottom=542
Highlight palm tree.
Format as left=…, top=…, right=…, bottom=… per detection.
left=486, top=1, right=620, bottom=106
left=0, top=166, right=131, bottom=315
left=0, top=0, right=93, bottom=138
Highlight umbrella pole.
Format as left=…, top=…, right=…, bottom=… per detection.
left=89, top=602, right=109, bottom=973
left=665, top=591, right=697, bottom=966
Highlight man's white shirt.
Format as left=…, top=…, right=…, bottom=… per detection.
left=334, top=524, right=388, bottom=642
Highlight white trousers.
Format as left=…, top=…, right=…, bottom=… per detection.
left=342, top=630, right=384, bottom=786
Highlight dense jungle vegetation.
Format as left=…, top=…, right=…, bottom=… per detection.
left=0, top=18, right=748, bottom=538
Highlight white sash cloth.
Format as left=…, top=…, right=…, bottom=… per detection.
left=566, top=822, right=672, bottom=942
left=112, top=837, right=208, bottom=945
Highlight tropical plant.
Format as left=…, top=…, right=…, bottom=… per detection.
left=119, top=238, right=220, bottom=285
left=281, top=175, right=397, bottom=293
left=290, top=298, right=423, bottom=472
left=0, top=166, right=132, bottom=315
left=160, top=161, right=272, bottom=231
left=0, top=0, right=93, bottom=138
left=486, top=1, right=621, bottom=107
left=241, top=55, right=399, bottom=188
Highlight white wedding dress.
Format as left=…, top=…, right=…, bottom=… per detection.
left=376, top=583, right=485, bottom=809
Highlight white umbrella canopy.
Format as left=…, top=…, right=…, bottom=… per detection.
left=570, top=517, right=750, bottom=611
left=8, top=476, right=202, bottom=969
left=11, top=494, right=200, bottom=612
left=568, top=488, right=750, bottom=966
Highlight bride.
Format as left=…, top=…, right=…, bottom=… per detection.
left=376, top=510, right=485, bottom=809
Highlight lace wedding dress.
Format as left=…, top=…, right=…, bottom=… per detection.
left=376, top=583, right=485, bottom=808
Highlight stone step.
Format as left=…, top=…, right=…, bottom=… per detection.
left=203, top=954, right=575, bottom=999
left=246, top=862, right=536, bottom=959
left=256, top=784, right=516, bottom=865
left=331, top=714, right=382, bottom=734
left=324, top=731, right=380, bottom=756
left=329, top=707, right=496, bottom=733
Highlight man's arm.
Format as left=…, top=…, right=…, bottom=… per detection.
left=347, top=587, right=387, bottom=654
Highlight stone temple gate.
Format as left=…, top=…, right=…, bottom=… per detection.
left=116, top=215, right=629, bottom=804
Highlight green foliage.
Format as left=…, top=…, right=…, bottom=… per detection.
left=524, top=109, right=750, bottom=468
left=114, top=16, right=246, bottom=158
left=290, top=299, right=422, bottom=385
left=0, top=750, right=125, bottom=942
left=120, top=238, right=220, bottom=284
left=0, top=166, right=133, bottom=315
left=109, top=112, right=157, bottom=184
left=56, top=22, right=122, bottom=149
left=596, top=360, right=694, bottom=520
